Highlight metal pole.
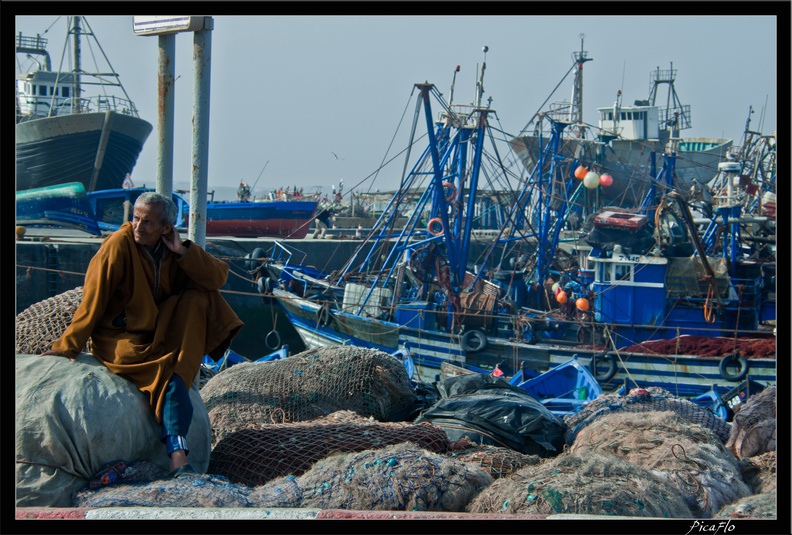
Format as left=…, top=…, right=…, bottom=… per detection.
left=156, top=33, right=176, bottom=197
left=189, top=17, right=213, bottom=246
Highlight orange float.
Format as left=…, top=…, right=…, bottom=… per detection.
left=556, top=291, right=568, bottom=304
left=576, top=298, right=590, bottom=311
left=574, top=166, right=588, bottom=179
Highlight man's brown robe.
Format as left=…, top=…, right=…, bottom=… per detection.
left=52, top=222, right=243, bottom=422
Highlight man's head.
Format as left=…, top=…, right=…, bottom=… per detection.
left=132, top=192, right=177, bottom=248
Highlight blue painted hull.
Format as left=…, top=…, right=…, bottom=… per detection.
left=272, top=289, right=776, bottom=390
left=87, top=188, right=318, bottom=238
left=16, top=182, right=102, bottom=235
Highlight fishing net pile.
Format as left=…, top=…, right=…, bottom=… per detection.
left=15, top=353, right=211, bottom=507
left=200, top=346, right=417, bottom=447
left=738, top=451, right=776, bottom=494
left=620, top=335, right=776, bottom=358
left=567, top=410, right=751, bottom=518
left=207, top=410, right=449, bottom=486
left=75, top=442, right=493, bottom=512
left=467, top=450, right=693, bottom=517
left=74, top=468, right=305, bottom=509
left=448, top=443, right=542, bottom=479
left=725, top=386, right=776, bottom=459
left=15, top=286, right=85, bottom=354
left=714, top=492, right=777, bottom=520
left=563, top=386, right=731, bottom=444
left=294, top=442, right=493, bottom=511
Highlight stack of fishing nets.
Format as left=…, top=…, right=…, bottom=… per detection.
left=75, top=442, right=494, bottom=512
left=725, top=386, right=776, bottom=459
left=15, top=286, right=85, bottom=354
left=563, top=386, right=732, bottom=445
left=447, top=442, right=542, bottom=479
left=467, top=450, right=694, bottom=517
left=566, top=410, right=751, bottom=517
left=73, top=460, right=305, bottom=509
left=207, top=410, right=449, bottom=486
left=715, top=386, right=777, bottom=520
left=295, top=441, right=493, bottom=511
left=713, top=491, right=777, bottom=520
left=200, top=346, right=418, bottom=447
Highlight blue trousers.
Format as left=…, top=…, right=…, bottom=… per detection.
left=160, top=374, right=193, bottom=455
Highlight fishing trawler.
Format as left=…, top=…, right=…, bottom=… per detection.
left=254, top=47, right=775, bottom=397
left=509, top=39, right=732, bottom=208
left=15, top=16, right=153, bottom=192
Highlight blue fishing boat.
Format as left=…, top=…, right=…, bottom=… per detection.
left=509, top=357, right=602, bottom=417
left=88, top=187, right=319, bottom=239
left=15, top=183, right=319, bottom=239
left=15, top=182, right=102, bottom=236
left=259, top=47, right=775, bottom=395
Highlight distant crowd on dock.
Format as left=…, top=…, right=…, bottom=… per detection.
left=237, top=181, right=345, bottom=205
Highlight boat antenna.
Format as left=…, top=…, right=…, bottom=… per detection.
left=250, top=160, right=269, bottom=194
left=569, top=33, right=592, bottom=127
left=475, top=46, right=488, bottom=108
left=449, top=64, right=460, bottom=108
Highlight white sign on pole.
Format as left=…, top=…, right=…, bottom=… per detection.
left=133, top=16, right=206, bottom=36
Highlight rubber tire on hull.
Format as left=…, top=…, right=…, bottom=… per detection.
left=719, top=353, right=749, bottom=382
left=589, top=352, right=618, bottom=383
left=461, top=329, right=488, bottom=353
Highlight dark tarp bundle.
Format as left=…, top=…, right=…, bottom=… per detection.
left=414, top=374, right=566, bottom=457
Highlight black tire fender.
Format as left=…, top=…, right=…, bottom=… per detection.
left=244, top=247, right=268, bottom=272
left=719, top=353, right=749, bottom=382
left=461, top=329, right=488, bottom=353
left=589, top=352, right=618, bottom=383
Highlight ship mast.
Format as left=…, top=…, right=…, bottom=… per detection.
left=569, top=33, right=592, bottom=129
left=71, top=16, right=82, bottom=113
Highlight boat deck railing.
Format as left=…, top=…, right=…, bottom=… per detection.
left=18, top=94, right=142, bottom=121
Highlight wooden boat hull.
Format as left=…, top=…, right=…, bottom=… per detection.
left=272, top=289, right=776, bottom=391
left=510, top=357, right=603, bottom=417
left=15, top=111, right=153, bottom=193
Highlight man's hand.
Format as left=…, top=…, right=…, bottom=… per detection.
left=162, top=228, right=188, bottom=256
left=40, top=349, right=77, bottom=362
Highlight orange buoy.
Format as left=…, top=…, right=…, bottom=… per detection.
left=576, top=297, right=590, bottom=311
left=556, top=291, right=568, bottom=304
left=599, top=173, right=614, bottom=187
left=574, top=166, right=588, bottom=179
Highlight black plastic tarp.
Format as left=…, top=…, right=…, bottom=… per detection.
left=414, top=374, right=566, bottom=457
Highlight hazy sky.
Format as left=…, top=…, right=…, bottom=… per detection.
left=14, top=9, right=781, bottom=201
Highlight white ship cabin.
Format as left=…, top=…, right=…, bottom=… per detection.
left=597, top=99, right=660, bottom=142
left=16, top=70, right=78, bottom=119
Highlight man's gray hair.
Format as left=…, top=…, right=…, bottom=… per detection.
left=135, top=192, right=177, bottom=224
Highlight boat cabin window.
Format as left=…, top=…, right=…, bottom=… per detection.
left=38, top=85, right=47, bottom=96
left=613, top=263, right=632, bottom=282
left=61, top=86, right=69, bottom=98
